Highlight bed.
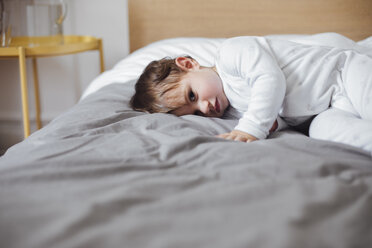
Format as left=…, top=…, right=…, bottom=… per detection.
left=1, top=0, right=372, bottom=247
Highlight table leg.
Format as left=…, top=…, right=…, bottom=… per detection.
left=18, top=47, right=30, bottom=138
left=98, top=39, right=105, bottom=73
left=32, top=58, right=42, bottom=129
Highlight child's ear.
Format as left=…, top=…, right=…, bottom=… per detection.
left=175, top=57, right=199, bottom=71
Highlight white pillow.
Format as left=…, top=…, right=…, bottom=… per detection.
left=81, top=37, right=224, bottom=99
left=82, top=33, right=372, bottom=99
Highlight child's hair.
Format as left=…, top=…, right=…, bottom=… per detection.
left=130, top=56, right=194, bottom=113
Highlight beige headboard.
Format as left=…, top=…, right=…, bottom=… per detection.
left=128, top=0, right=372, bottom=52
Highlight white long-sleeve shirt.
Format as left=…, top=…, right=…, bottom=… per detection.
left=215, top=36, right=348, bottom=139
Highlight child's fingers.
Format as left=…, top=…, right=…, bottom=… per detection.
left=217, top=133, right=248, bottom=142
left=217, top=133, right=258, bottom=143
left=235, top=136, right=248, bottom=142
left=217, top=133, right=229, bottom=139
left=217, top=133, right=232, bottom=141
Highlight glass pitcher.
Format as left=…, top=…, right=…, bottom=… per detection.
left=26, top=0, right=68, bottom=46
left=0, top=0, right=11, bottom=46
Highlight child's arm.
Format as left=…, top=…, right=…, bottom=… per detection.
left=216, top=37, right=286, bottom=141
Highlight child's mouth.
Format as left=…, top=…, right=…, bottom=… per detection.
left=215, top=99, right=220, bottom=113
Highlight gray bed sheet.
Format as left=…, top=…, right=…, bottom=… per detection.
left=0, top=81, right=372, bottom=248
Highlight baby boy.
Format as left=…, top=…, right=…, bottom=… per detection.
left=130, top=36, right=372, bottom=153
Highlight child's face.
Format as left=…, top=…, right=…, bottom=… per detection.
left=169, top=57, right=229, bottom=117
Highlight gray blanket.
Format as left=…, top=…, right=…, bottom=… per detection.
left=1, top=82, right=371, bottom=248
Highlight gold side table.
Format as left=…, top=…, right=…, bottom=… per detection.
left=0, top=35, right=105, bottom=138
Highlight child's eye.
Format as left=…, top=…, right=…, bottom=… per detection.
left=189, top=90, right=196, bottom=102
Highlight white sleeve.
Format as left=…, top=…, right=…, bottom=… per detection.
left=219, top=37, right=286, bottom=139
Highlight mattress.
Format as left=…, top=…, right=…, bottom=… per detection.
left=0, top=33, right=371, bottom=248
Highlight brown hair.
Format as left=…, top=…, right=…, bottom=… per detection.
left=130, top=56, right=193, bottom=113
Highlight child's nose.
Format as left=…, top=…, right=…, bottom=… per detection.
left=199, top=100, right=212, bottom=114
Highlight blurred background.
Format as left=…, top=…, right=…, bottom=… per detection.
left=0, top=0, right=129, bottom=153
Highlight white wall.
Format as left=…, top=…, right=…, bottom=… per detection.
left=0, top=0, right=129, bottom=152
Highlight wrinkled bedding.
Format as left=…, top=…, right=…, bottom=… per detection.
left=1, top=80, right=372, bottom=248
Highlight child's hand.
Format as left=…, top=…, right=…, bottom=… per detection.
left=217, top=130, right=258, bottom=143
